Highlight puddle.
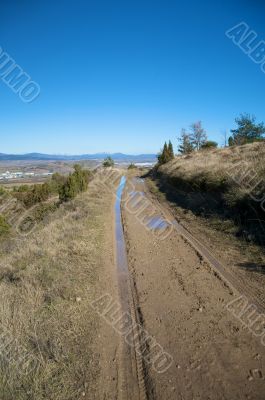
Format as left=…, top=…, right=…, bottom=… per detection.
left=114, top=175, right=145, bottom=398
left=128, top=177, right=173, bottom=236
left=115, top=176, right=128, bottom=274
left=115, top=176, right=134, bottom=318
left=128, top=191, right=146, bottom=210
left=131, top=177, right=144, bottom=185
left=146, top=215, right=170, bottom=230
left=129, top=191, right=145, bottom=197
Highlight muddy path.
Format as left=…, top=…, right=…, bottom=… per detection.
left=113, top=176, right=149, bottom=400
left=119, top=174, right=265, bottom=400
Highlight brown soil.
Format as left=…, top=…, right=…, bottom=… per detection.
left=119, top=174, right=265, bottom=400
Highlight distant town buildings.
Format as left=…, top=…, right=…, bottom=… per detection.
left=0, top=171, right=52, bottom=181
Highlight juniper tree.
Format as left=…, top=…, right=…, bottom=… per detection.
left=59, top=165, right=90, bottom=202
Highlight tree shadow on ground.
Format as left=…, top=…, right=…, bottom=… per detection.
left=236, top=262, right=265, bottom=275
left=143, top=173, right=265, bottom=249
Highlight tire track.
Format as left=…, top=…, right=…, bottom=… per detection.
left=114, top=176, right=150, bottom=400
left=145, top=178, right=265, bottom=315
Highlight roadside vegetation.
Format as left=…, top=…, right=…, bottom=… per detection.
left=0, top=182, right=111, bottom=400
left=59, top=164, right=91, bottom=201
left=0, top=165, right=91, bottom=239
left=153, top=114, right=265, bottom=246
left=11, top=165, right=91, bottom=207
left=0, top=164, right=112, bottom=399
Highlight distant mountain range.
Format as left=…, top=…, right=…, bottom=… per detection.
left=0, top=152, right=157, bottom=163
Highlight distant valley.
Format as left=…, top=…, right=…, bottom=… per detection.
left=0, top=152, right=157, bottom=163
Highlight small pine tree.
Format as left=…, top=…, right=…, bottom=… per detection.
left=168, top=140, right=174, bottom=160
left=157, top=142, right=167, bottom=165
left=157, top=141, right=173, bottom=165
left=178, top=129, right=194, bottom=154
left=228, top=136, right=234, bottom=147
left=162, top=142, right=169, bottom=163
left=230, top=113, right=265, bottom=145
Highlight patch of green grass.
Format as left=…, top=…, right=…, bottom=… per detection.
left=0, top=215, right=10, bottom=236
left=33, top=203, right=58, bottom=222
left=0, top=186, right=6, bottom=196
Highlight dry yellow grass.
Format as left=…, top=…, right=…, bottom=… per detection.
left=0, top=181, right=113, bottom=400
left=155, top=142, right=265, bottom=246
left=160, top=141, right=265, bottom=187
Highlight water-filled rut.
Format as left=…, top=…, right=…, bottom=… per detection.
left=115, top=176, right=148, bottom=400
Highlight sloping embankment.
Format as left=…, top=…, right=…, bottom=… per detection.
left=151, top=142, right=265, bottom=247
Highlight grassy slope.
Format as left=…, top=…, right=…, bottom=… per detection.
left=154, top=142, right=265, bottom=246
left=0, top=181, right=113, bottom=400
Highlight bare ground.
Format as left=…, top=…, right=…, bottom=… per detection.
left=121, top=174, right=265, bottom=400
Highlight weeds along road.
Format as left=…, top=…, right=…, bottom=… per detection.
left=116, top=173, right=265, bottom=400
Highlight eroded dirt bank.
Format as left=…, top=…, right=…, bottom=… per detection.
left=121, top=175, right=265, bottom=400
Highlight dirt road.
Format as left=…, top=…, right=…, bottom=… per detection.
left=3, top=170, right=264, bottom=400
left=108, top=174, right=265, bottom=400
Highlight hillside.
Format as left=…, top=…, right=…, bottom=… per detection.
left=152, top=142, right=265, bottom=246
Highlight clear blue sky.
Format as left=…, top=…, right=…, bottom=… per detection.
left=0, top=0, right=265, bottom=154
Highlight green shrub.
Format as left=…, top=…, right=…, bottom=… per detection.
left=13, top=185, right=30, bottom=193
left=12, top=167, right=90, bottom=206
left=201, top=141, right=218, bottom=149
left=50, top=173, right=67, bottom=193
left=128, top=163, right=137, bottom=169
left=0, top=186, right=6, bottom=196
left=0, top=215, right=10, bottom=236
left=59, top=165, right=90, bottom=202
left=13, top=183, right=52, bottom=208
left=103, top=157, right=114, bottom=168
left=33, top=203, right=58, bottom=222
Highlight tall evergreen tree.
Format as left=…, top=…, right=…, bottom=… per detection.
left=168, top=140, right=174, bottom=160
left=163, top=141, right=168, bottom=161
left=157, top=142, right=167, bottom=165
left=157, top=141, right=173, bottom=165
